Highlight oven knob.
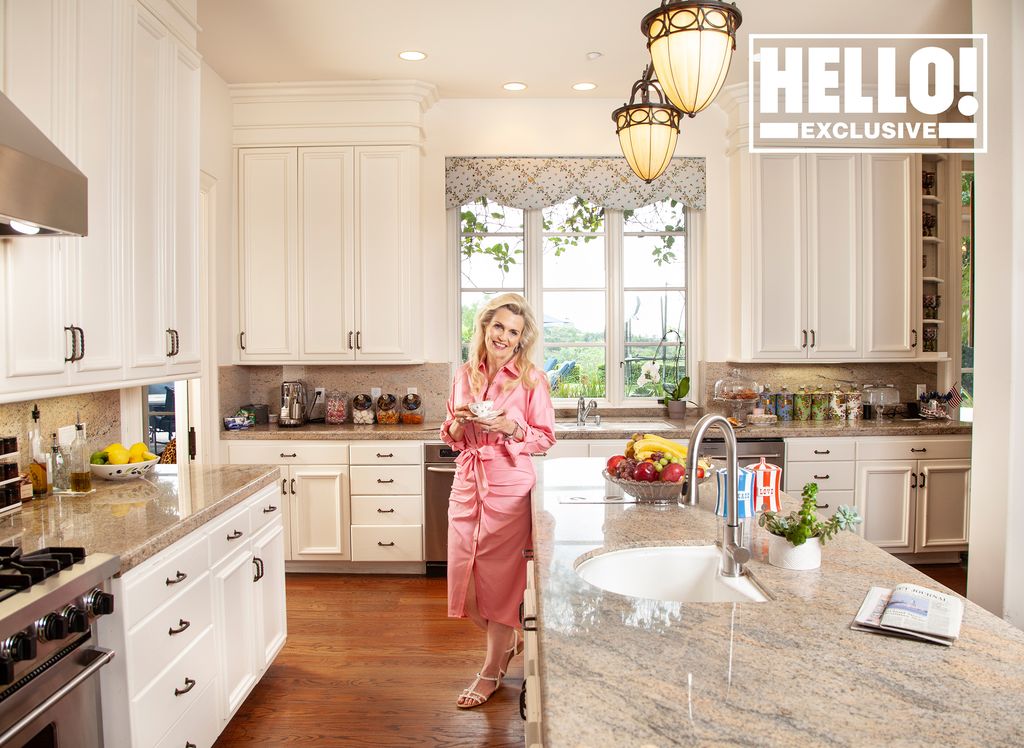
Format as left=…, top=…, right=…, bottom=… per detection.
left=85, top=589, right=115, bottom=617
left=36, top=613, right=70, bottom=642
left=0, top=656, right=13, bottom=686
left=61, top=605, right=89, bottom=634
left=3, top=632, right=36, bottom=662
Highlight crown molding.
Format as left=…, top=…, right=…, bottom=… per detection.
left=228, top=80, right=440, bottom=112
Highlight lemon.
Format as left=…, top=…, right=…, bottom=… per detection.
left=129, top=442, right=148, bottom=457
left=107, top=448, right=130, bottom=465
left=144, top=452, right=158, bottom=461
left=106, top=442, right=124, bottom=453
left=128, top=454, right=143, bottom=463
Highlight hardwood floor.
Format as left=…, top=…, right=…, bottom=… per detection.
left=911, top=561, right=968, bottom=596
left=214, top=574, right=525, bottom=747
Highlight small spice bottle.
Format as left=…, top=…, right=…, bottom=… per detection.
left=352, top=394, right=375, bottom=424
left=325, top=390, right=349, bottom=424
left=376, top=394, right=400, bottom=424
left=401, top=393, right=424, bottom=424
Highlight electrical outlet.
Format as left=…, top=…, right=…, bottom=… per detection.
left=57, top=425, right=76, bottom=447
left=407, top=387, right=418, bottom=395
left=314, top=387, right=326, bottom=400
left=370, top=387, right=382, bottom=399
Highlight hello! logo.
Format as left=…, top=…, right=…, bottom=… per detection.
left=749, top=35, right=987, bottom=153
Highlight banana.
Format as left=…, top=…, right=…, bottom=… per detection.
left=632, top=437, right=688, bottom=461
left=642, top=434, right=688, bottom=453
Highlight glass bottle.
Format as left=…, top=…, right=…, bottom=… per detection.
left=28, top=404, right=48, bottom=497
left=69, top=422, right=92, bottom=493
left=49, top=433, right=67, bottom=493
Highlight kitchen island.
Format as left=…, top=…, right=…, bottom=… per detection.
left=530, top=458, right=1024, bottom=747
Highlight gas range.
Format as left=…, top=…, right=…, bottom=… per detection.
left=0, top=545, right=119, bottom=747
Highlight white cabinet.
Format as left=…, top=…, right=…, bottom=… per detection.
left=862, top=154, right=919, bottom=358
left=853, top=437, right=970, bottom=554
left=349, top=441, right=423, bottom=562
left=238, top=146, right=420, bottom=364
left=784, top=438, right=857, bottom=519
left=98, top=482, right=286, bottom=748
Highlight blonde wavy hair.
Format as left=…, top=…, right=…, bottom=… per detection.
left=466, top=293, right=542, bottom=395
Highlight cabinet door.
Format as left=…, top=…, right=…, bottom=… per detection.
left=806, top=154, right=861, bottom=358
left=855, top=460, right=916, bottom=552
left=252, top=521, right=288, bottom=671
left=238, top=148, right=298, bottom=360
left=915, top=459, right=970, bottom=552
left=862, top=154, right=919, bottom=358
left=167, top=42, right=201, bottom=375
left=353, top=147, right=418, bottom=361
left=212, top=547, right=257, bottom=721
left=289, top=465, right=350, bottom=560
left=299, top=147, right=355, bottom=360
left=751, top=154, right=807, bottom=359
left=125, top=4, right=172, bottom=377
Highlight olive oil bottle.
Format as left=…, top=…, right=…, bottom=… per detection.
left=69, top=418, right=92, bottom=493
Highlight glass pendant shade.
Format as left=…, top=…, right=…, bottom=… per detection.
left=642, top=0, right=742, bottom=116
left=612, top=66, right=682, bottom=183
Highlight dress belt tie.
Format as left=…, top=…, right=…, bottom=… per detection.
left=455, top=444, right=502, bottom=502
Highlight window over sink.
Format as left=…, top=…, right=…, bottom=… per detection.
left=456, top=196, right=689, bottom=406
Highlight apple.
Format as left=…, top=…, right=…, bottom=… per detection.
left=660, top=462, right=685, bottom=483
left=607, top=454, right=626, bottom=473
left=633, top=461, right=658, bottom=482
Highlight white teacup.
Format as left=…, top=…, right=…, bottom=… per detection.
left=469, top=400, right=495, bottom=418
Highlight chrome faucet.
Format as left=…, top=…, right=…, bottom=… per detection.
left=683, top=413, right=751, bottom=578
left=576, top=397, right=597, bottom=427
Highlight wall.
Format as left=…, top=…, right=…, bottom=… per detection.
left=968, top=0, right=1024, bottom=625
left=418, top=97, right=734, bottom=376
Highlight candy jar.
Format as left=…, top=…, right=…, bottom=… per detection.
left=352, top=394, right=375, bottom=424
left=401, top=393, right=424, bottom=424
left=325, top=390, right=349, bottom=424
left=376, top=394, right=400, bottom=424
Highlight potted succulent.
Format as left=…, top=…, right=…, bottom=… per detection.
left=758, top=483, right=862, bottom=570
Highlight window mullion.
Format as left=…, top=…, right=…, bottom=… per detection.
left=607, top=209, right=624, bottom=406
left=525, top=208, right=544, bottom=363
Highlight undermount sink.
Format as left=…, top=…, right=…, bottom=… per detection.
left=554, top=420, right=674, bottom=432
left=575, top=545, right=768, bottom=603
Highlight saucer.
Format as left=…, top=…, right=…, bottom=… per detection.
left=467, top=408, right=503, bottom=421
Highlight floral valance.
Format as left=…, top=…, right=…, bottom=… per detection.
left=444, top=156, right=705, bottom=211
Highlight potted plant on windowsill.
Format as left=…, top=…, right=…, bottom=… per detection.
left=663, top=376, right=690, bottom=419
left=758, top=483, right=862, bottom=570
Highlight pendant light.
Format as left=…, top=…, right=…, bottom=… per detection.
left=641, top=0, right=742, bottom=116
left=612, top=65, right=682, bottom=183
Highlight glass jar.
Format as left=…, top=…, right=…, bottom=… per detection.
left=401, top=393, right=424, bottom=424
left=713, top=368, right=760, bottom=402
left=325, top=390, right=349, bottom=425
left=352, top=394, right=375, bottom=424
left=376, top=394, right=400, bottom=424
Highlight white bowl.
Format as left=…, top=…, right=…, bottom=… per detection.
left=90, top=458, right=159, bottom=481
left=469, top=400, right=495, bottom=417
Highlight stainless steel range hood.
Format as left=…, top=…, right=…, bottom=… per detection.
left=0, top=90, right=87, bottom=237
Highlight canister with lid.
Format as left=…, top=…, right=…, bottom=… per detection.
left=325, top=390, right=349, bottom=424
left=776, top=386, right=794, bottom=421
left=845, top=387, right=862, bottom=420
left=794, top=388, right=812, bottom=421
left=828, top=386, right=846, bottom=421
left=810, top=389, right=829, bottom=421
left=376, top=394, right=400, bottom=424
left=401, top=393, right=424, bottom=424
left=758, top=385, right=776, bottom=416
left=352, top=394, right=375, bottom=424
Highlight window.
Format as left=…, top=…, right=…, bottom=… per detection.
left=142, top=383, right=177, bottom=456
left=457, top=196, right=689, bottom=405
left=960, top=165, right=974, bottom=419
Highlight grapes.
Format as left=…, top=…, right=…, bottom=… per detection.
left=651, top=451, right=664, bottom=461
left=616, top=458, right=639, bottom=480
left=659, top=458, right=669, bottom=466
left=654, top=463, right=663, bottom=472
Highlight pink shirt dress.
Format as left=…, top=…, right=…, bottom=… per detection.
left=440, top=360, right=555, bottom=629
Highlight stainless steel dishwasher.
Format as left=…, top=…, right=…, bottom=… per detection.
left=697, top=437, right=786, bottom=466
left=424, top=442, right=459, bottom=577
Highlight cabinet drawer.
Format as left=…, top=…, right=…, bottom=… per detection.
left=132, top=625, right=217, bottom=748
left=786, top=438, right=856, bottom=462
left=123, top=532, right=209, bottom=630
left=351, top=495, right=422, bottom=525
left=250, top=485, right=286, bottom=534
left=350, top=442, right=421, bottom=465
left=350, top=465, right=421, bottom=495
left=856, top=437, right=971, bottom=462
left=809, top=490, right=855, bottom=519
left=350, top=525, right=422, bottom=561
left=128, top=572, right=213, bottom=690
left=207, top=503, right=252, bottom=567
left=228, top=441, right=349, bottom=465
left=155, top=676, right=220, bottom=748
left=786, top=461, right=856, bottom=491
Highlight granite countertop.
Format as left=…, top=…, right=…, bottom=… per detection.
left=219, top=416, right=970, bottom=442
left=531, top=458, right=1024, bottom=747
left=0, top=464, right=280, bottom=575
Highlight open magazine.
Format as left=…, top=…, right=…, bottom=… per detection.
left=851, top=584, right=964, bottom=646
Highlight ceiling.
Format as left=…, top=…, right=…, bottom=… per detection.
left=198, top=0, right=972, bottom=99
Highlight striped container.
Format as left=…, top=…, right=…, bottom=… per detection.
left=746, top=457, right=783, bottom=513
left=714, top=467, right=755, bottom=519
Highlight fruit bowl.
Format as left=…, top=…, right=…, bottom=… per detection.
left=602, top=470, right=685, bottom=503
left=90, top=458, right=159, bottom=481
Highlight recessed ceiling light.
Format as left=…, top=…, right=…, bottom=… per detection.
left=586, top=52, right=603, bottom=61
left=572, top=82, right=597, bottom=91
left=398, top=51, right=427, bottom=61
left=503, top=82, right=527, bottom=91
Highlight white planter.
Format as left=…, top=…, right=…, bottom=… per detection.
left=767, top=535, right=822, bottom=570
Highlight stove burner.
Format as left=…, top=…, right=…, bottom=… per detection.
left=0, top=547, right=87, bottom=595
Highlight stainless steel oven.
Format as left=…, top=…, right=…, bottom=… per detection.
left=424, top=443, right=459, bottom=577
left=0, top=548, right=118, bottom=748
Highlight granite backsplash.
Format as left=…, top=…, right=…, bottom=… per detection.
left=0, top=391, right=122, bottom=470
left=219, top=364, right=453, bottom=422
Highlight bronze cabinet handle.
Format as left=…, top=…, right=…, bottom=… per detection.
left=166, top=329, right=175, bottom=357
left=377, top=541, right=395, bottom=547
left=226, top=530, right=243, bottom=541
left=348, top=331, right=353, bottom=350
left=290, top=478, right=296, bottom=494
left=356, top=331, right=362, bottom=349
left=376, top=478, right=394, bottom=484
left=813, top=474, right=830, bottom=480
left=239, top=331, right=246, bottom=350
left=910, top=447, right=927, bottom=453
left=911, top=328, right=918, bottom=348
left=64, top=326, right=76, bottom=362
left=174, top=677, right=196, bottom=696
left=165, top=570, right=187, bottom=586
left=280, top=452, right=297, bottom=458
left=376, top=453, right=394, bottom=458
left=281, top=479, right=287, bottom=495
left=911, top=472, right=918, bottom=488
left=263, top=505, right=277, bottom=513
left=919, top=472, right=926, bottom=488
left=377, top=508, right=395, bottom=513
left=813, top=449, right=830, bottom=455
left=801, top=330, right=808, bottom=348
left=168, top=618, right=191, bottom=636
left=73, top=326, right=85, bottom=361
left=810, top=329, right=816, bottom=347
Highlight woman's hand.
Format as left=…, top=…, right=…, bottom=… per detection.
left=452, top=403, right=475, bottom=424
left=477, top=415, right=518, bottom=439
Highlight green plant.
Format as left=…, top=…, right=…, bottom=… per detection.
left=758, top=483, right=862, bottom=546
left=664, top=376, right=689, bottom=402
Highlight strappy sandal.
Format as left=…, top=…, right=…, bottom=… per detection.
left=456, top=672, right=501, bottom=709
left=498, top=629, right=525, bottom=679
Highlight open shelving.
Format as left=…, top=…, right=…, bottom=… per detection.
left=919, top=154, right=949, bottom=358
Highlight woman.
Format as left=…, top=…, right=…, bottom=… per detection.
left=440, top=293, right=555, bottom=709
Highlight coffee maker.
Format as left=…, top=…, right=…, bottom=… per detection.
left=280, top=382, right=307, bottom=427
